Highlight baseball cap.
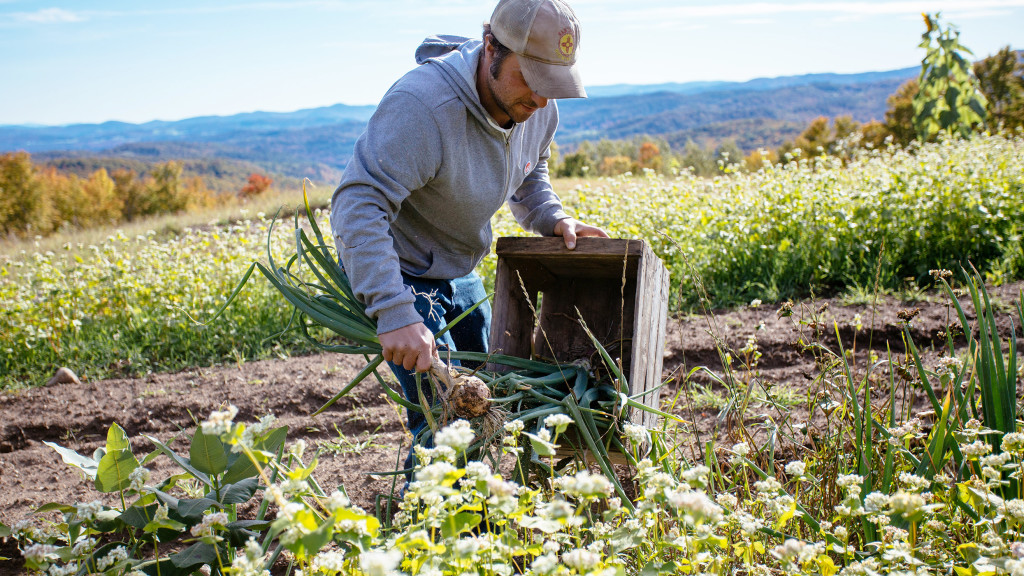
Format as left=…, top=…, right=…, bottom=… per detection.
left=490, top=0, right=587, bottom=99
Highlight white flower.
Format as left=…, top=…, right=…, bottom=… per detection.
left=553, top=470, right=612, bottom=498
left=75, top=500, right=103, bottom=522
left=1001, top=499, right=1024, bottom=521
left=544, top=414, right=574, bottom=432
left=324, top=490, right=351, bottom=512
left=358, top=549, right=403, bottom=576
left=836, top=474, right=863, bottom=489
left=715, top=493, right=738, bottom=509
left=23, top=544, right=59, bottom=564
left=785, top=461, right=806, bottom=477
left=531, top=553, right=560, bottom=575
left=562, top=549, right=600, bottom=571
left=202, top=405, right=239, bottom=436
left=962, top=440, right=992, bottom=459
left=681, top=465, right=711, bottom=488
left=128, top=466, right=151, bottom=492
left=863, top=492, right=889, bottom=513
left=435, top=420, right=475, bottom=453
left=47, top=564, right=77, bottom=576
left=750, top=299, right=762, bottom=308
left=201, top=405, right=239, bottom=436
left=898, top=472, right=931, bottom=491
left=288, top=439, right=307, bottom=460
left=465, top=461, right=492, bottom=480
left=503, top=420, right=524, bottom=434
left=665, top=489, right=723, bottom=524
left=1003, top=433, right=1024, bottom=454
left=311, top=550, right=347, bottom=573
left=232, top=538, right=270, bottom=576
left=416, top=461, right=457, bottom=485
left=889, top=491, right=925, bottom=516
left=96, top=546, right=129, bottom=571
left=190, top=512, right=229, bottom=541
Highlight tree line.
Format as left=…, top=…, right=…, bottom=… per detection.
left=552, top=35, right=1023, bottom=179
left=0, top=152, right=273, bottom=238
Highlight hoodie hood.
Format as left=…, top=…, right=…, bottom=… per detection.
left=414, top=35, right=500, bottom=132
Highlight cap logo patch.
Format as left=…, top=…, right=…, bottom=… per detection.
left=558, top=28, right=575, bottom=61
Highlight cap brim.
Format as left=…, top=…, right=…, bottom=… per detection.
left=519, top=57, right=587, bottom=99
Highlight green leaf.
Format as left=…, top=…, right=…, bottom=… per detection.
left=299, top=520, right=334, bottom=559
left=226, top=519, right=271, bottom=531
left=42, top=441, right=99, bottom=480
left=136, top=558, right=189, bottom=576
left=176, top=498, right=222, bottom=520
left=189, top=428, right=228, bottom=476
left=170, top=542, right=221, bottom=569
left=441, top=511, right=481, bottom=539
left=0, top=522, right=10, bottom=538
left=144, top=435, right=212, bottom=486
left=33, top=502, right=76, bottom=514
left=523, top=431, right=557, bottom=457
left=94, top=448, right=139, bottom=493
left=220, top=477, right=260, bottom=505
left=106, top=423, right=131, bottom=452
left=221, top=426, right=288, bottom=485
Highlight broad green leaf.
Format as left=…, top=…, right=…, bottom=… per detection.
left=220, top=477, right=259, bottom=505
left=189, top=428, right=228, bottom=476
left=106, top=423, right=131, bottom=452
left=176, top=498, right=222, bottom=520
left=34, top=502, right=76, bottom=514
left=170, top=542, right=221, bottom=569
left=0, top=522, right=10, bottom=538
left=441, top=511, right=481, bottom=539
left=95, top=448, right=139, bottom=493
left=43, top=441, right=99, bottom=480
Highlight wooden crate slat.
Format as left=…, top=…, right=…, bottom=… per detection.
left=488, top=237, right=669, bottom=429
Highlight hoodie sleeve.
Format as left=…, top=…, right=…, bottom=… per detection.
left=507, top=106, right=570, bottom=235
left=331, top=90, right=443, bottom=334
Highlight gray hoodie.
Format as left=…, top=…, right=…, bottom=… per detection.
left=331, top=36, right=570, bottom=334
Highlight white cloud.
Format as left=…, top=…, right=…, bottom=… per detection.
left=587, top=0, right=1024, bottom=22
left=13, top=7, right=83, bottom=23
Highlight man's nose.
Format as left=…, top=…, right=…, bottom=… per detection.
left=531, top=92, right=549, bottom=108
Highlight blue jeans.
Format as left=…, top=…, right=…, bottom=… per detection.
left=388, top=272, right=491, bottom=471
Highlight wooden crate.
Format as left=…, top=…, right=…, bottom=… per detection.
left=488, top=237, right=670, bottom=429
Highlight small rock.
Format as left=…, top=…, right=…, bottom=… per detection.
left=46, top=367, right=81, bottom=386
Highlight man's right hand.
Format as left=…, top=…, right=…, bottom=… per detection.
left=379, top=322, right=436, bottom=372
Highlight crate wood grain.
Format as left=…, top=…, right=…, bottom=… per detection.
left=488, top=236, right=670, bottom=430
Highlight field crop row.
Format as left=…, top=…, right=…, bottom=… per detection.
left=2, top=133, right=1023, bottom=389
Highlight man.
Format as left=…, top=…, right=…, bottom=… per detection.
left=330, top=0, right=607, bottom=463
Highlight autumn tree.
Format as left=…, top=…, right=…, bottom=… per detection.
left=0, top=152, right=52, bottom=236
left=240, top=173, right=273, bottom=198
left=973, top=46, right=1024, bottom=131
left=884, top=80, right=919, bottom=146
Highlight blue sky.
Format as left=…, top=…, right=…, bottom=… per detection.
left=1, top=0, right=1022, bottom=126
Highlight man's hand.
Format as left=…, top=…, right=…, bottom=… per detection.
left=379, top=322, right=436, bottom=372
left=554, top=218, right=609, bottom=249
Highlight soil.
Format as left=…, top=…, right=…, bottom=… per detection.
left=2, top=281, right=1022, bottom=573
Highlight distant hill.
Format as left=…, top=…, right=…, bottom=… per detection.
left=0, top=68, right=917, bottom=181
left=584, top=66, right=917, bottom=98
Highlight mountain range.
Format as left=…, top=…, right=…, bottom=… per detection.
left=0, top=66, right=918, bottom=184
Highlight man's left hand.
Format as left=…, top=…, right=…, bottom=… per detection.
left=554, top=218, right=609, bottom=249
